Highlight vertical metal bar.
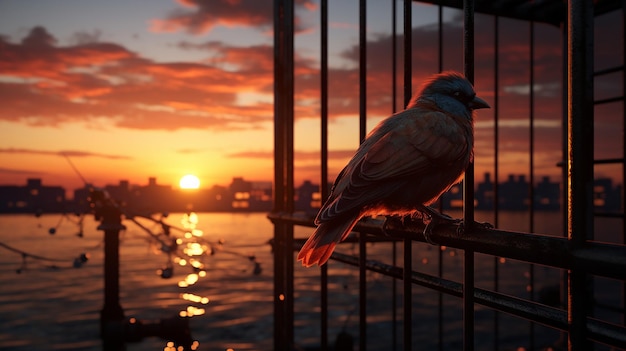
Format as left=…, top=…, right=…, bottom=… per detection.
left=622, top=0, right=626, bottom=329
left=320, top=0, right=329, bottom=349
left=403, top=0, right=413, bottom=108
left=438, top=2, right=443, bottom=72
left=403, top=1, right=412, bottom=350
left=463, top=1, right=475, bottom=350
left=492, top=14, right=500, bottom=351
left=99, top=204, right=126, bottom=351
left=359, top=234, right=367, bottom=351
left=273, top=0, right=295, bottom=349
left=528, top=18, right=536, bottom=351
left=561, top=14, right=570, bottom=348
left=437, top=3, right=444, bottom=351
left=391, top=0, right=398, bottom=348
left=403, top=237, right=412, bottom=351
left=321, top=262, right=328, bottom=351
left=567, top=0, right=594, bottom=349
left=359, top=1, right=367, bottom=349
left=359, top=0, right=367, bottom=142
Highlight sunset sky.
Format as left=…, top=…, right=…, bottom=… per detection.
left=0, top=1, right=623, bottom=196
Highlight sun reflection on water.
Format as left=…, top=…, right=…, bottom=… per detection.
left=179, top=305, right=206, bottom=317
left=181, top=292, right=209, bottom=304
left=163, top=340, right=200, bottom=351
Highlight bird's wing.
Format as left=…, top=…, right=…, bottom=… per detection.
left=362, top=108, right=470, bottom=180
left=317, top=109, right=470, bottom=223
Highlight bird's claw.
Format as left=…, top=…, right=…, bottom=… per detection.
left=456, top=220, right=494, bottom=235
left=419, top=207, right=461, bottom=245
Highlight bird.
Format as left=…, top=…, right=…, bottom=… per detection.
left=297, top=71, right=490, bottom=267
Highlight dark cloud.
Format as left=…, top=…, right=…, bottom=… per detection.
left=21, top=26, right=57, bottom=47
left=152, top=0, right=316, bottom=34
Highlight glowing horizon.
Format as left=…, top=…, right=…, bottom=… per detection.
left=0, top=1, right=622, bottom=196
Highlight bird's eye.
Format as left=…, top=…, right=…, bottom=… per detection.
left=452, top=91, right=474, bottom=105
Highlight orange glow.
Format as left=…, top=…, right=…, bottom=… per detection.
left=179, top=174, right=200, bottom=189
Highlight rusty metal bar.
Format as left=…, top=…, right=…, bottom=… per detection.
left=437, top=3, right=445, bottom=350
left=273, top=0, right=295, bottom=349
left=492, top=14, right=502, bottom=351
left=463, top=1, right=476, bottom=349
left=567, top=0, right=595, bottom=349
left=622, top=0, right=626, bottom=328
left=358, top=1, right=368, bottom=349
left=391, top=1, right=399, bottom=349
left=319, top=0, right=329, bottom=349
left=528, top=18, right=537, bottom=351
left=402, top=1, right=413, bottom=350
left=268, top=212, right=626, bottom=281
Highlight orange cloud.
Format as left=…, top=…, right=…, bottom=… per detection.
left=151, top=0, right=316, bottom=34
left=0, top=26, right=276, bottom=130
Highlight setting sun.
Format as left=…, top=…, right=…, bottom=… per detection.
left=179, top=174, right=200, bottom=189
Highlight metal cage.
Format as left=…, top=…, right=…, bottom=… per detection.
left=271, top=0, right=626, bottom=350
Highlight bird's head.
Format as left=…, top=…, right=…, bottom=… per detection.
left=409, top=71, right=490, bottom=119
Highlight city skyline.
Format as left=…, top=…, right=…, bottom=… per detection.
left=2, top=172, right=622, bottom=214
left=0, top=171, right=572, bottom=200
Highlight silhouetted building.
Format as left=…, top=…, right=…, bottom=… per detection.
left=0, top=178, right=65, bottom=213
left=295, top=180, right=321, bottom=212
left=535, top=176, right=560, bottom=211
left=203, top=185, right=230, bottom=211
left=229, top=177, right=272, bottom=211
left=594, top=178, right=623, bottom=212
left=499, top=175, right=530, bottom=211
left=476, top=172, right=495, bottom=210
left=130, top=177, right=173, bottom=213
left=105, top=180, right=132, bottom=207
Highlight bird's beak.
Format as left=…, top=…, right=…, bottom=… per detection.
left=469, top=96, right=490, bottom=110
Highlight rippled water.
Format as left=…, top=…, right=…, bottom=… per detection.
left=0, top=212, right=275, bottom=350
left=0, top=210, right=600, bottom=350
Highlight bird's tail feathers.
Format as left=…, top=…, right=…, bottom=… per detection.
left=297, top=215, right=359, bottom=267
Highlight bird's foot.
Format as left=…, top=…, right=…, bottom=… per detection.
left=419, top=206, right=461, bottom=244
left=381, top=215, right=403, bottom=236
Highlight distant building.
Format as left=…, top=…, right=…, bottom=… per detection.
left=535, top=176, right=560, bottom=211
left=229, top=177, right=272, bottom=211
left=594, top=178, right=623, bottom=212
left=0, top=178, right=65, bottom=213
left=476, top=173, right=495, bottom=210
left=295, top=180, right=321, bottom=212
left=498, top=175, right=530, bottom=211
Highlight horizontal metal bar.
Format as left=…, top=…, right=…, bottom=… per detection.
left=268, top=212, right=626, bottom=280
left=308, top=244, right=626, bottom=349
left=594, top=65, right=625, bottom=76
left=594, top=96, right=624, bottom=105
left=593, top=212, right=625, bottom=218
left=593, top=157, right=625, bottom=164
